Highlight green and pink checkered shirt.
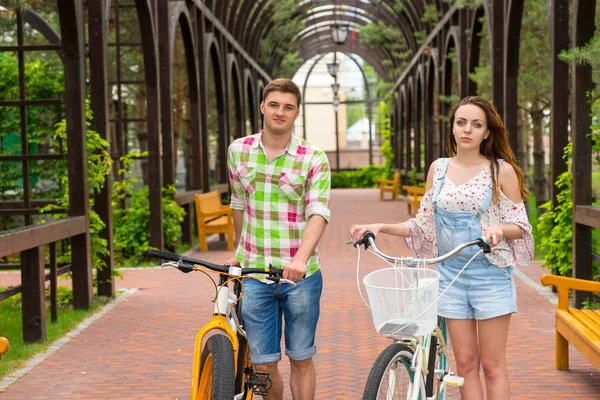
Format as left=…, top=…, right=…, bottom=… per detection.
left=227, top=132, right=331, bottom=277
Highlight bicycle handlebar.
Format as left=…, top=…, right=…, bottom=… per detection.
left=147, top=249, right=284, bottom=282
left=351, top=231, right=491, bottom=266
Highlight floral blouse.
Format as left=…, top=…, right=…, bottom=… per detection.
left=404, top=158, right=534, bottom=267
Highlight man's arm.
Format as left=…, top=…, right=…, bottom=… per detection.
left=232, top=209, right=243, bottom=247
left=283, top=215, right=327, bottom=282
left=283, top=149, right=331, bottom=282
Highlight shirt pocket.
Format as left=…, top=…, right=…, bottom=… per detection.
left=279, top=172, right=305, bottom=202
left=237, top=166, right=256, bottom=194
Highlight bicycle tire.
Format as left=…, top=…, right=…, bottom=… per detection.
left=363, top=343, right=427, bottom=400
left=198, top=334, right=235, bottom=399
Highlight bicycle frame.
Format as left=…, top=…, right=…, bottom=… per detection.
left=191, top=273, right=243, bottom=400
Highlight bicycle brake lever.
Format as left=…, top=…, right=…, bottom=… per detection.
left=476, top=237, right=492, bottom=254
left=279, top=278, right=297, bottom=286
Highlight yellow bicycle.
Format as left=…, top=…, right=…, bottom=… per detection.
left=148, top=249, right=294, bottom=399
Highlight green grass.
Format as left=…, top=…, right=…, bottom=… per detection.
left=0, top=293, right=110, bottom=378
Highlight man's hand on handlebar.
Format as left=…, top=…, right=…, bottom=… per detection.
left=225, top=255, right=240, bottom=267
left=283, top=259, right=307, bottom=283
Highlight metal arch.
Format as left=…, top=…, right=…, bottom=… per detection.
left=56, top=0, right=93, bottom=309
left=467, top=5, right=485, bottom=96
left=205, top=33, right=228, bottom=183
left=299, top=38, right=391, bottom=81
left=168, top=2, right=202, bottom=190
left=21, top=9, right=63, bottom=60
left=256, top=78, right=265, bottom=128
left=300, top=54, right=328, bottom=140
left=414, top=66, right=426, bottom=172
left=131, top=0, right=164, bottom=250
left=503, top=0, right=524, bottom=151
left=389, top=2, right=458, bottom=95
left=442, top=26, right=462, bottom=97
left=343, top=52, right=375, bottom=165
left=227, top=53, right=245, bottom=139
left=243, top=68, right=258, bottom=134
left=399, top=84, right=408, bottom=171
left=233, top=0, right=260, bottom=43
left=441, top=26, right=462, bottom=95
left=425, top=52, right=440, bottom=163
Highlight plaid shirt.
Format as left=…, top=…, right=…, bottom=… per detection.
left=227, top=132, right=331, bottom=277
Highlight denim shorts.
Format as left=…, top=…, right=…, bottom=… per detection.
left=241, top=270, right=322, bottom=364
left=436, top=259, right=517, bottom=320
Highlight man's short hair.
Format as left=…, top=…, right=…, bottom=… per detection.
left=263, top=78, right=302, bottom=107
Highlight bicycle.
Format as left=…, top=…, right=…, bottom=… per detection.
left=350, top=232, right=491, bottom=400
left=148, top=249, right=296, bottom=400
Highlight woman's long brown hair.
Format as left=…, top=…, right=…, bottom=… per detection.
left=446, top=96, right=529, bottom=202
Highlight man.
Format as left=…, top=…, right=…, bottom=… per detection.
left=226, top=78, right=331, bottom=400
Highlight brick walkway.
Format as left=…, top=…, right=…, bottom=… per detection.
left=1, top=189, right=599, bottom=399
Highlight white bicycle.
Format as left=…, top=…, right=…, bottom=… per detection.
left=350, top=232, right=491, bottom=400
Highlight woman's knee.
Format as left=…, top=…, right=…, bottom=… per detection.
left=481, top=358, right=506, bottom=382
left=455, top=353, right=480, bottom=376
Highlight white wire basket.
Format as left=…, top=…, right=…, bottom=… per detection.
left=363, top=267, right=440, bottom=338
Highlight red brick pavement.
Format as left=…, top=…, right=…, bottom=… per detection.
left=1, top=188, right=599, bottom=399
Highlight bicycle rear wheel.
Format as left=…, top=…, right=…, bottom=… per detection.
left=363, top=343, right=426, bottom=400
left=198, top=334, right=235, bottom=399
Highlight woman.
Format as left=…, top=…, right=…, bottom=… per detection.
left=350, top=96, right=533, bottom=400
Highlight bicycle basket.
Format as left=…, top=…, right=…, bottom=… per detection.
left=363, top=268, right=440, bottom=338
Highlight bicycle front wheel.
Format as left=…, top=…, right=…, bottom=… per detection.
left=197, top=334, right=235, bottom=399
left=363, top=343, right=426, bottom=400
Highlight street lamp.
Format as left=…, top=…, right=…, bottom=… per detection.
left=330, top=24, right=349, bottom=45
left=332, top=96, right=340, bottom=112
left=327, top=58, right=339, bottom=78
left=331, top=83, right=340, bottom=96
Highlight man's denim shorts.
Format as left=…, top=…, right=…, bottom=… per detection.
left=436, top=259, right=517, bottom=320
left=241, top=269, right=323, bottom=365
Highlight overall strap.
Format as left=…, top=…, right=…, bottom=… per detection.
left=480, top=159, right=504, bottom=213
left=431, top=158, right=451, bottom=207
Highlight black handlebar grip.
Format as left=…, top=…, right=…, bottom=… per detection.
left=148, top=249, right=180, bottom=262
left=355, top=231, right=376, bottom=249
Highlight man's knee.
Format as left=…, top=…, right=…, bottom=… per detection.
left=289, top=357, right=313, bottom=374
left=255, top=361, right=279, bottom=374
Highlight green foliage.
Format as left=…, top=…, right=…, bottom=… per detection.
left=358, top=21, right=411, bottom=82
left=377, top=101, right=394, bottom=178
left=538, top=140, right=600, bottom=277
left=257, top=0, right=305, bottom=77
left=40, top=101, right=112, bottom=274
left=112, top=152, right=186, bottom=263
left=330, top=165, right=386, bottom=189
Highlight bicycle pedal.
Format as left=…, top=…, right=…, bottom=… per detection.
left=443, top=374, right=464, bottom=386
left=247, top=372, right=272, bottom=396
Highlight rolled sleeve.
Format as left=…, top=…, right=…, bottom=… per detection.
left=227, top=144, right=246, bottom=211
left=403, top=189, right=436, bottom=258
left=305, top=150, right=331, bottom=223
left=499, top=193, right=534, bottom=266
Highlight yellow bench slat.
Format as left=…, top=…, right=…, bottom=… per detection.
left=557, top=310, right=600, bottom=370
left=570, top=308, right=600, bottom=339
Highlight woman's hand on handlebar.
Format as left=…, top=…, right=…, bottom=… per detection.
left=350, top=223, right=383, bottom=243
left=482, top=224, right=504, bottom=247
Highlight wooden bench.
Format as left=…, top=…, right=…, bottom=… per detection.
left=194, top=190, right=234, bottom=252
left=377, top=170, right=401, bottom=201
left=402, top=185, right=426, bottom=215
left=540, top=274, right=600, bottom=371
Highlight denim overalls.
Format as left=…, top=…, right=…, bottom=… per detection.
left=431, top=158, right=517, bottom=320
